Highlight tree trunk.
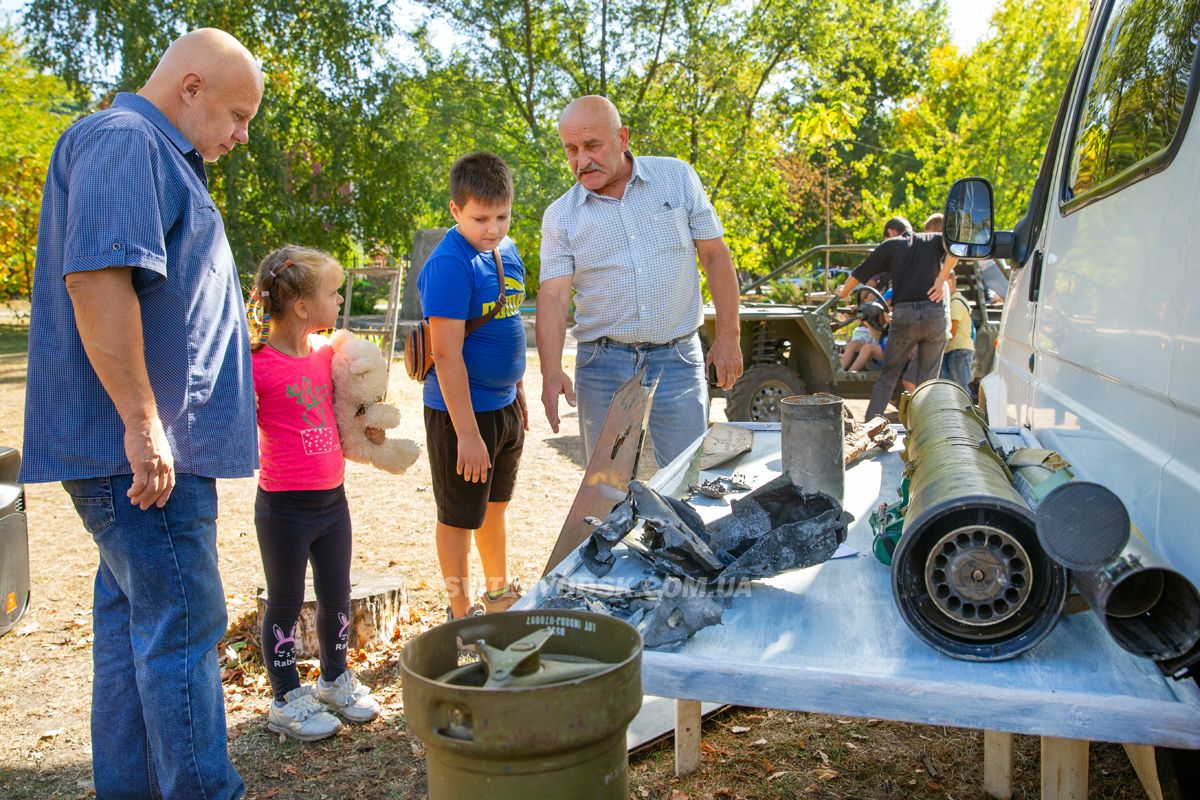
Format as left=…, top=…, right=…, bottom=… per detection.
left=256, top=571, right=408, bottom=658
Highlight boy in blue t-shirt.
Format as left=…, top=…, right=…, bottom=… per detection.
left=418, top=151, right=528, bottom=622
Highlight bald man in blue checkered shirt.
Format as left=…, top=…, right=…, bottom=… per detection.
left=537, top=96, right=744, bottom=467
left=20, top=29, right=261, bottom=799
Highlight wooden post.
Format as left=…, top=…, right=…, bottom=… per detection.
left=1122, top=744, right=1164, bottom=800
left=1041, top=737, right=1089, bottom=800
left=403, top=229, right=448, bottom=321
left=983, top=730, right=1014, bottom=799
left=674, top=698, right=702, bottom=777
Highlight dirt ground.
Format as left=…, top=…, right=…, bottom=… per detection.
left=0, top=320, right=1149, bottom=799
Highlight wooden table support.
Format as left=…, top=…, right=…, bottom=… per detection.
left=1041, top=737, right=1089, bottom=800
left=984, top=730, right=1014, bottom=799
left=1122, top=743, right=1165, bottom=800
left=675, top=699, right=702, bottom=777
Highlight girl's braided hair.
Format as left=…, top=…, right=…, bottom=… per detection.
left=246, top=245, right=341, bottom=351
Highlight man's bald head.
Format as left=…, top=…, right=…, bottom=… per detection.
left=558, top=95, right=622, bottom=134
left=557, top=95, right=631, bottom=197
left=140, top=28, right=263, bottom=163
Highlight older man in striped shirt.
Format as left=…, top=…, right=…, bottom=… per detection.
left=537, top=96, right=743, bottom=467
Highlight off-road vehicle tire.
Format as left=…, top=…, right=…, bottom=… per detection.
left=725, top=364, right=807, bottom=422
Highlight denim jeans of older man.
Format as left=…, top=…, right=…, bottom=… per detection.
left=865, top=301, right=947, bottom=419
left=575, top=333, right=709, bottom=468
left=61, top=473, right=243, bottom=800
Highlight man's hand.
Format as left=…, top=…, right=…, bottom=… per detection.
left=541, top=371, right=577, bottom=433
left=706, top=336, right=743, bottom=391
left=927, top=279, right=946, bottom=302
left=457, top=433, right=491, bottom=483
left=125, top=416, right=175, bottom=510
left=516, top=381, right=530, bottom=431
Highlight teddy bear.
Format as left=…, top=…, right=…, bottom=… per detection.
left=329, top=329, right=420, bottom=474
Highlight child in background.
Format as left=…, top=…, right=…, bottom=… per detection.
left=841, top=320, right=885, bottom=372
left=941, top=273, right=974, bottom=392
left=418, top=152, right=528, bottom=622
left=248, top=246, right=381, bottom=741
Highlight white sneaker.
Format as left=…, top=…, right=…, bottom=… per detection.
left=316, top=669, right=380, bottom=723
left=267, top=686, right=342, bottom=742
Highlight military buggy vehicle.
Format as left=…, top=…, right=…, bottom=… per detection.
left=702, top=244, right=1001, bottom=422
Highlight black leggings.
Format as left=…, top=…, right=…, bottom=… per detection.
left=255, top=485, right=352, bottom=701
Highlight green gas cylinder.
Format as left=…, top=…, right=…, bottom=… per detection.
left=400, top=610, right=643, bottom=799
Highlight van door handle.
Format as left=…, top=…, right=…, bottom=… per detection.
left=1028, top=250, right=1044, bottom=303
left=1029, top=353, right=1035, bottom=372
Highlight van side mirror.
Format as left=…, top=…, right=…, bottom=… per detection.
left=944, top=178, right=997, bottom=259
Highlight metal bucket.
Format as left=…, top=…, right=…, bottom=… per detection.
left=400, top=610, right=643, bottom=800
left=781, top=394, right=845, bottom=501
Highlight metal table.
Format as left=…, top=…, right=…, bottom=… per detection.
left=522, top=424, right=1200, bottom=799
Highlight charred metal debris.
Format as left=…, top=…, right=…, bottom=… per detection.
left=548, top=475, right=852, bottom=647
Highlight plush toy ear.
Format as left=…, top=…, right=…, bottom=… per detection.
left=330, top=329, right=353, bottom=351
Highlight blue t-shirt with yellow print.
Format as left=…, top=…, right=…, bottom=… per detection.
left=418, top=227, right=527, bottom=412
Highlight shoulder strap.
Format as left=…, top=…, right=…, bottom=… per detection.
left=465, top=248, right=506, bottom=334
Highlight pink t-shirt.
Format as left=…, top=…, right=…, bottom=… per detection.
left=252, top=334, right=345, bottom=491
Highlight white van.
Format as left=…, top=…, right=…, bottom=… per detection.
left=954, top=0, right=1200, bottom=594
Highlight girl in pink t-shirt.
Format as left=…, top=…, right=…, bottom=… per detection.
left=248, top=246, right=380, bottom=741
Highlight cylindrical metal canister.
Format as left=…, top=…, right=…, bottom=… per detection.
left=400, top=610, right=643, bottom=800
left=781, top=394, right=845, bottom=501
left=1076, top=538, right=1200, bottom=659
left=1031, top=480, right=1200, bottom=662
left=892, top=380, right=1068, bottom=660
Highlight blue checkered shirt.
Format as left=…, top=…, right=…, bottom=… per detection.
left=19, top=93, right=258, bottom=483
left=540, top=154, right=724, bottom=344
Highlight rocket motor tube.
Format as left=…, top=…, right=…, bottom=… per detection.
left=1032, top=481, right=1200, bottom=662
left=1077, top=540, right=1200, bottom=659
left=891, top=381, right=1068, bottom=661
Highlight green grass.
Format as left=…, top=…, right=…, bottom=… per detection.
left=0, top=324, right=29, bottom=356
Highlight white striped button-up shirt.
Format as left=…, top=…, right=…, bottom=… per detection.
left=540, top=154, right=724, bottom=344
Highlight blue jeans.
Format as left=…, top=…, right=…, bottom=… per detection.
left=941, top=348, right=973, bottom=393
left=575, top=332, right=709, bottom=467
left=62, top=474, right=243, bottom=800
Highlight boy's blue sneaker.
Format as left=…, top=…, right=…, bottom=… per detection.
left=316, top=669, right=380, bottom=723
left=267, top=686, right=342, bottom=742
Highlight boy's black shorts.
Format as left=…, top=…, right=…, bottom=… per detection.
left=424, top=400, right=524, bottom=529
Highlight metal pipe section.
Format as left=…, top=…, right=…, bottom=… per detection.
left=781, top=394, right=845, bottom=501
left=1082, top=539, right=1200, bottom=659
left=739, top=243, right=876, bottom=294
left=892, top=380, right=1068, bottom=660
left=1032, top=481, right=1200, bottom=666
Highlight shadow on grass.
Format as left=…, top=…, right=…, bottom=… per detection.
left=543, top=434, right=586, bottom=468
left=0, top=325, right=29, bottom=356
left=0, top=761, right=93, bottom=800
left=229, top=702, right=427, bottom=800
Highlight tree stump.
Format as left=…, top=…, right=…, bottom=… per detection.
left=255, top=571, right=408, bottom=658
